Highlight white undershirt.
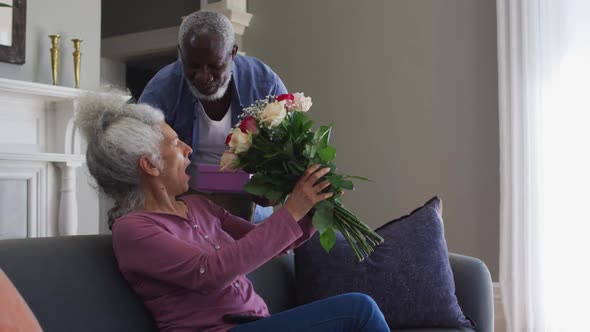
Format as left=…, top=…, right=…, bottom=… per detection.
left=195, top=105, right=232, bottom=165
left=188, top=105, right=232, bottom=190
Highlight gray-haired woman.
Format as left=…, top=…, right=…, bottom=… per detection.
left=75, top=94, right=389, bottom=332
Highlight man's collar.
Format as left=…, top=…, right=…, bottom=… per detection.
left=230, top=60, right=243, bottom=108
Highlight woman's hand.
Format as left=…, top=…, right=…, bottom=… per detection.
left=283, top=165, right=333, bottom=221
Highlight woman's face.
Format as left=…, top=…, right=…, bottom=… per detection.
left=158, top=123, right=193, bottom=195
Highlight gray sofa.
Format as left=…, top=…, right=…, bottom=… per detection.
left=0, top=235, right=493, bottom=332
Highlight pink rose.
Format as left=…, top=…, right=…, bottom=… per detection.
left=239, top=116, right=259, bottom=134
left=220, top=151, right=239, bottom=172
left=276, top=94, right=294, bottom=102
left=228, top=128, right=252, bottom=153
left=293, top=93, right=312, bottom=112
left=277, top=93, right=297, bottom=111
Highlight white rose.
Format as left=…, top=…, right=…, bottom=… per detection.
left=228, top=128, right=252, bottom=154
left=260, top=101, right=287, bottom=128
left=219, top=151, right=240, bottom=172
left=293, top=93, right=313, bottom=112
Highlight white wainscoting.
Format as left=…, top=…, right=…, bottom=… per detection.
left=0, top=78, right=90, bottom=238
left=0, top=179, right=28, bottom=239
left=0, top=159, right=51, bottom=238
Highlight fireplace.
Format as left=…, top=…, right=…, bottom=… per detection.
left=0, top=78, right=96, bottom=238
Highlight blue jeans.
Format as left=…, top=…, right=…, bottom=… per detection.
left=229, top=293, right=390, bottom=332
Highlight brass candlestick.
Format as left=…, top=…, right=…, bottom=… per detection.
left=49, top=34, right=60, bottom=85
left=71, top=39, right=82, bottom=89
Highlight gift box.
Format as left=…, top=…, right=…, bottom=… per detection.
left=194, top=164, right=250, bottom=193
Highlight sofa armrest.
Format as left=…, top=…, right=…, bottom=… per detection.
left=449, top=253, right=494, bottom=332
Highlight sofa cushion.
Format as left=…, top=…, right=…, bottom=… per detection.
left=0, top=269, right=43, bottom=332
left=294, top=197, right=474, bottom=329
left=247, top=253, right=296, bottom=313
left=0, top=235, right=158, bottom=332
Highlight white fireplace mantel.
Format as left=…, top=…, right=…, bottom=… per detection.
left=0, top=78, right=89, bottom=238
left=0, top=152, right=84, bottom=164
left=0, top=78, right=84, bottom=100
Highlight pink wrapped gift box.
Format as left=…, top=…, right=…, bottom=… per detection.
left=194, top=164, right=251, bottom=193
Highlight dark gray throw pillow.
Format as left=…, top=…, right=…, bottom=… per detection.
left=294, top=197, right=474, bottom=329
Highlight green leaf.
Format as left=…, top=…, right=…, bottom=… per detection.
left=265, top=190, right=283, bottom=202
left=312, top=201, right=334, bottom=233
left=345, top=175, right=372, bottom=182
left=0, top=4, right=12, bottom=8
left=302, top=119, right=313, bottom=133
left=318, top=146, right=336, bottom=162
left=326, top=174, right=353, bottom=191
left=303, top=143, right=317, bottom=159
left=339, top=180, right=354, bottom=190
left=327, top=161, right=337, bottom=173
left=283, top=139, right=295, bottom=158
left=314, top=125, right=332, bottom=148
left=325, top=174, right=343, bottom=184
left=281, top=161, right=290, bottom=173
left=320, top=228, right=336, bottom=253
left=303, top=145, right=312, bottom=159
left=243, top=177, right=271, bottom=196
left=294, top=111, right=304, bottom=128
left=288, top=161, right=305, bottom=174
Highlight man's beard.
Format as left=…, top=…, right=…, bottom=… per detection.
left=186, top=77, right=231, bottom=101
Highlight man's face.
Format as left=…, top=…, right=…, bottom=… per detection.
left=180, top=33, right=236, bottom=101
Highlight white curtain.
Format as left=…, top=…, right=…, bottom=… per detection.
left=497, top=0, right=590, bottom=331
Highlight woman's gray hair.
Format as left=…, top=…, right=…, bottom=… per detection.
left=178, top=10, right=235, bottom=54
left=75, top=93, right=164, bottom=228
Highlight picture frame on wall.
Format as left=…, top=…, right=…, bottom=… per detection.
left=0, top=0, right=26, bottom=64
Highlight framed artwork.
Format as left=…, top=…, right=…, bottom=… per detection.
left=0, top=0, right=26, bottom=64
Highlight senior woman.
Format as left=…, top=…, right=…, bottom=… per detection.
left=75, top=94, right=390, bottom=332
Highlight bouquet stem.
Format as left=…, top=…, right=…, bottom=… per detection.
left=328, top=200, right=384, bottom=262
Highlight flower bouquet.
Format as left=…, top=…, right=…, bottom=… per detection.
left=220, top=93, right=383, bottom=261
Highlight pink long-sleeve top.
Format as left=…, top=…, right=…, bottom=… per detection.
left=111, top=194, right=316, bottom=332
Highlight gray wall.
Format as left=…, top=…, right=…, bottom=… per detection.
left=0, top=0, right=101, bottom=90
left=0, top=0, right=102, bottom=235
left=244, top=0, right=500, bottom=279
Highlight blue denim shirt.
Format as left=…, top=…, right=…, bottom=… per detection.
left=138, top=55, right=287, bottom=222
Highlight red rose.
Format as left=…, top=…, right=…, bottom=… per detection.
left=239, top=116, right=259, bottom=134
left=276, top=93, right=294, bottom=102
left=225, top=133, right=233, bottom=145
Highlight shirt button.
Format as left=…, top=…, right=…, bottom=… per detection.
left=234, top=282, right=240, bottom=288
left=214, top=245, right=220, bottom=250
left=192, top=224, right=198, bottom=228
left=203, top=235, right=209, bottom=239
left=199, top=268, right=205, bottom=274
